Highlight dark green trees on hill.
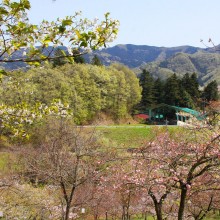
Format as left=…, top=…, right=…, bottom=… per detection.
left=164, top=73, right=181, bottom=106
left=139, top=70, right=156, bottom=108
left=203, top=80, right=219, bottom=101
left=181, top=72, right=200, bottom=99
left=138, top=70, right=217, bottom=111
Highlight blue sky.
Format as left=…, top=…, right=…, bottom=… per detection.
left=27, top=0, right=220, bottom=47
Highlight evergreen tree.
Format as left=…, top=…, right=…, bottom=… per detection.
left=154, top=78, right=165, bottom=104
left=91, top=55, right=103, bottom=66
left=139, top=70, right=156, bottom=109
left=164, top=74, right=181, bottom=106
left=181, top=72, right=200, bottom=100
left=203, top=80, right=219, bottom=101
left=179, top=88, right=195, bottom=108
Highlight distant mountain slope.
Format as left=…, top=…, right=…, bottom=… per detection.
left=89, top=44, right=202, bottom=68
left=141, top=51, right=220, bottom=85
left=88, top=44, right=220, bottom=85
left=1, top=44, right=220, bottom=85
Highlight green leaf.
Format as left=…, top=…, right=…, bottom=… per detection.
left=0, top=69, right=7, bottom=76
left=22, top=0, right=31, bottom=9
left=59, top=25, right=66, bottom=33
left=75, top=30, right=81, bottom=39
left=28, top=62, right=40, bottom=67
left=42, top=36, right=51, bottom=45
left=10, top=2, right=20, bottom=9
left=62, top=19, right=72, bottom=26
left=67, top=56, right=74, bottom=64
left=0, top=7, right=8, bottom=15
left=80, top=41, right=88, bottom=47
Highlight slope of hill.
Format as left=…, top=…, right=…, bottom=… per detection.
left=1, top=44, right=220, bottom=85
left=88, top=44, right=202, bottom=68
left=141, top=51, right=220, bottom=85
left=87, top=44, right=220, bottom=85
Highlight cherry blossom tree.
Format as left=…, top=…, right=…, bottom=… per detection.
left=135, top=128, right=220, bottom=220
left=21, top=119, right=110, bottom=220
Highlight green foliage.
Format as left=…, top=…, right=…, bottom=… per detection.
left=139, top=70, right=155, bottom=109
left=138, top=71, right=202, bottom=109
left=146, top=51, right=220, bottom=86
left=164, top=73, right=181, bottom=106
left=0, top=0, right=119, bottom=66
left=203, top=80, right=219, bottom=101
left=0, top=63, right=142, bottom=124
left=0, top=99, right=73, bottom=138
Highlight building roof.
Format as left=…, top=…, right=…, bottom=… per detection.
left=173, top=106, right=206, bottom=120
left=144, top=103, right=206, bottom=120
left=134, top=114, right=149, bottom=120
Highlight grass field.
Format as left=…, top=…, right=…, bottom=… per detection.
left=97, top=125, right=183, bottom=148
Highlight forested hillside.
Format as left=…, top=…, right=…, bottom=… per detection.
left=2, top=44, right=220, bottom=86
left=0, top=63, right=141, bottom=124
left=142, top=51, right=220, bottom=85
left=86, top=44, right=220, bottom=85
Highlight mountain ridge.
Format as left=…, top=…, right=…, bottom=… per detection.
left=1, top=44, right=220, bottom=85
left=88, top=44, right=220, bottom=85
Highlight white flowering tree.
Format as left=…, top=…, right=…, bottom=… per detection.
left=0, top=99, right=72, bottom=138
left=0, top=0, right=119, bottom=137
left=0, top=0, right=119, bottom=71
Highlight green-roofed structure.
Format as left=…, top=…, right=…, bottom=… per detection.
left=143, top=103, right=206, bottom=126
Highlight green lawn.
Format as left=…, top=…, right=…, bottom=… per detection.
left=97, top=125, right=183, bottom=148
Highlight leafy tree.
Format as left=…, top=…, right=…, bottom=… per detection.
left=22, top=119, right=109, bottom=220
left=179, top=88, right=195, bottom=108
left=110, top=63, right=142, bottom=113
left=0, top=0, right=119, bottom=137
left=0, top=0, right=119, bottom=72
left=0, top=64, right=141, bottom=124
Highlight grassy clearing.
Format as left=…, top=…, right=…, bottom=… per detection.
left=0, top=152, right=10, bottom=171
left=97, top=125, right=183, bottom=148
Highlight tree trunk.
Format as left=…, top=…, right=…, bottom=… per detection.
left=178, top=187, right=187, bottom=220
left=64, top=203, right=71, bottom=220
left=154, top=202, right=163, bottom=220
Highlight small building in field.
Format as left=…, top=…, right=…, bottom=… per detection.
left=174, top=106, right=206, bottom=126
left=142, top=104, right=206, bottom=126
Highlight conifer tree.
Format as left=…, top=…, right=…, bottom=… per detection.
left=203, top=80, right=219, bottom=101
left=139, top=69, right=156, bottom=109
left=154, top=78, right=165, bottom=104
left=164, top=74, right=181, bottom=106
left=181, top=73, right=200, bottom=100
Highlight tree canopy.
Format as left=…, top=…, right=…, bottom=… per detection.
left=0, top=0, right=119, bottom=72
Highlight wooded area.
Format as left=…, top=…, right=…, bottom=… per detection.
left=0, top=1, right=220, bottom=220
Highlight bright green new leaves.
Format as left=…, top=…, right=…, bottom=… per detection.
left=0, top=64, right=141, bottom=124
left=0, top=0, right=119, bottom=65
left=0, top=100, right=72, bottom=138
